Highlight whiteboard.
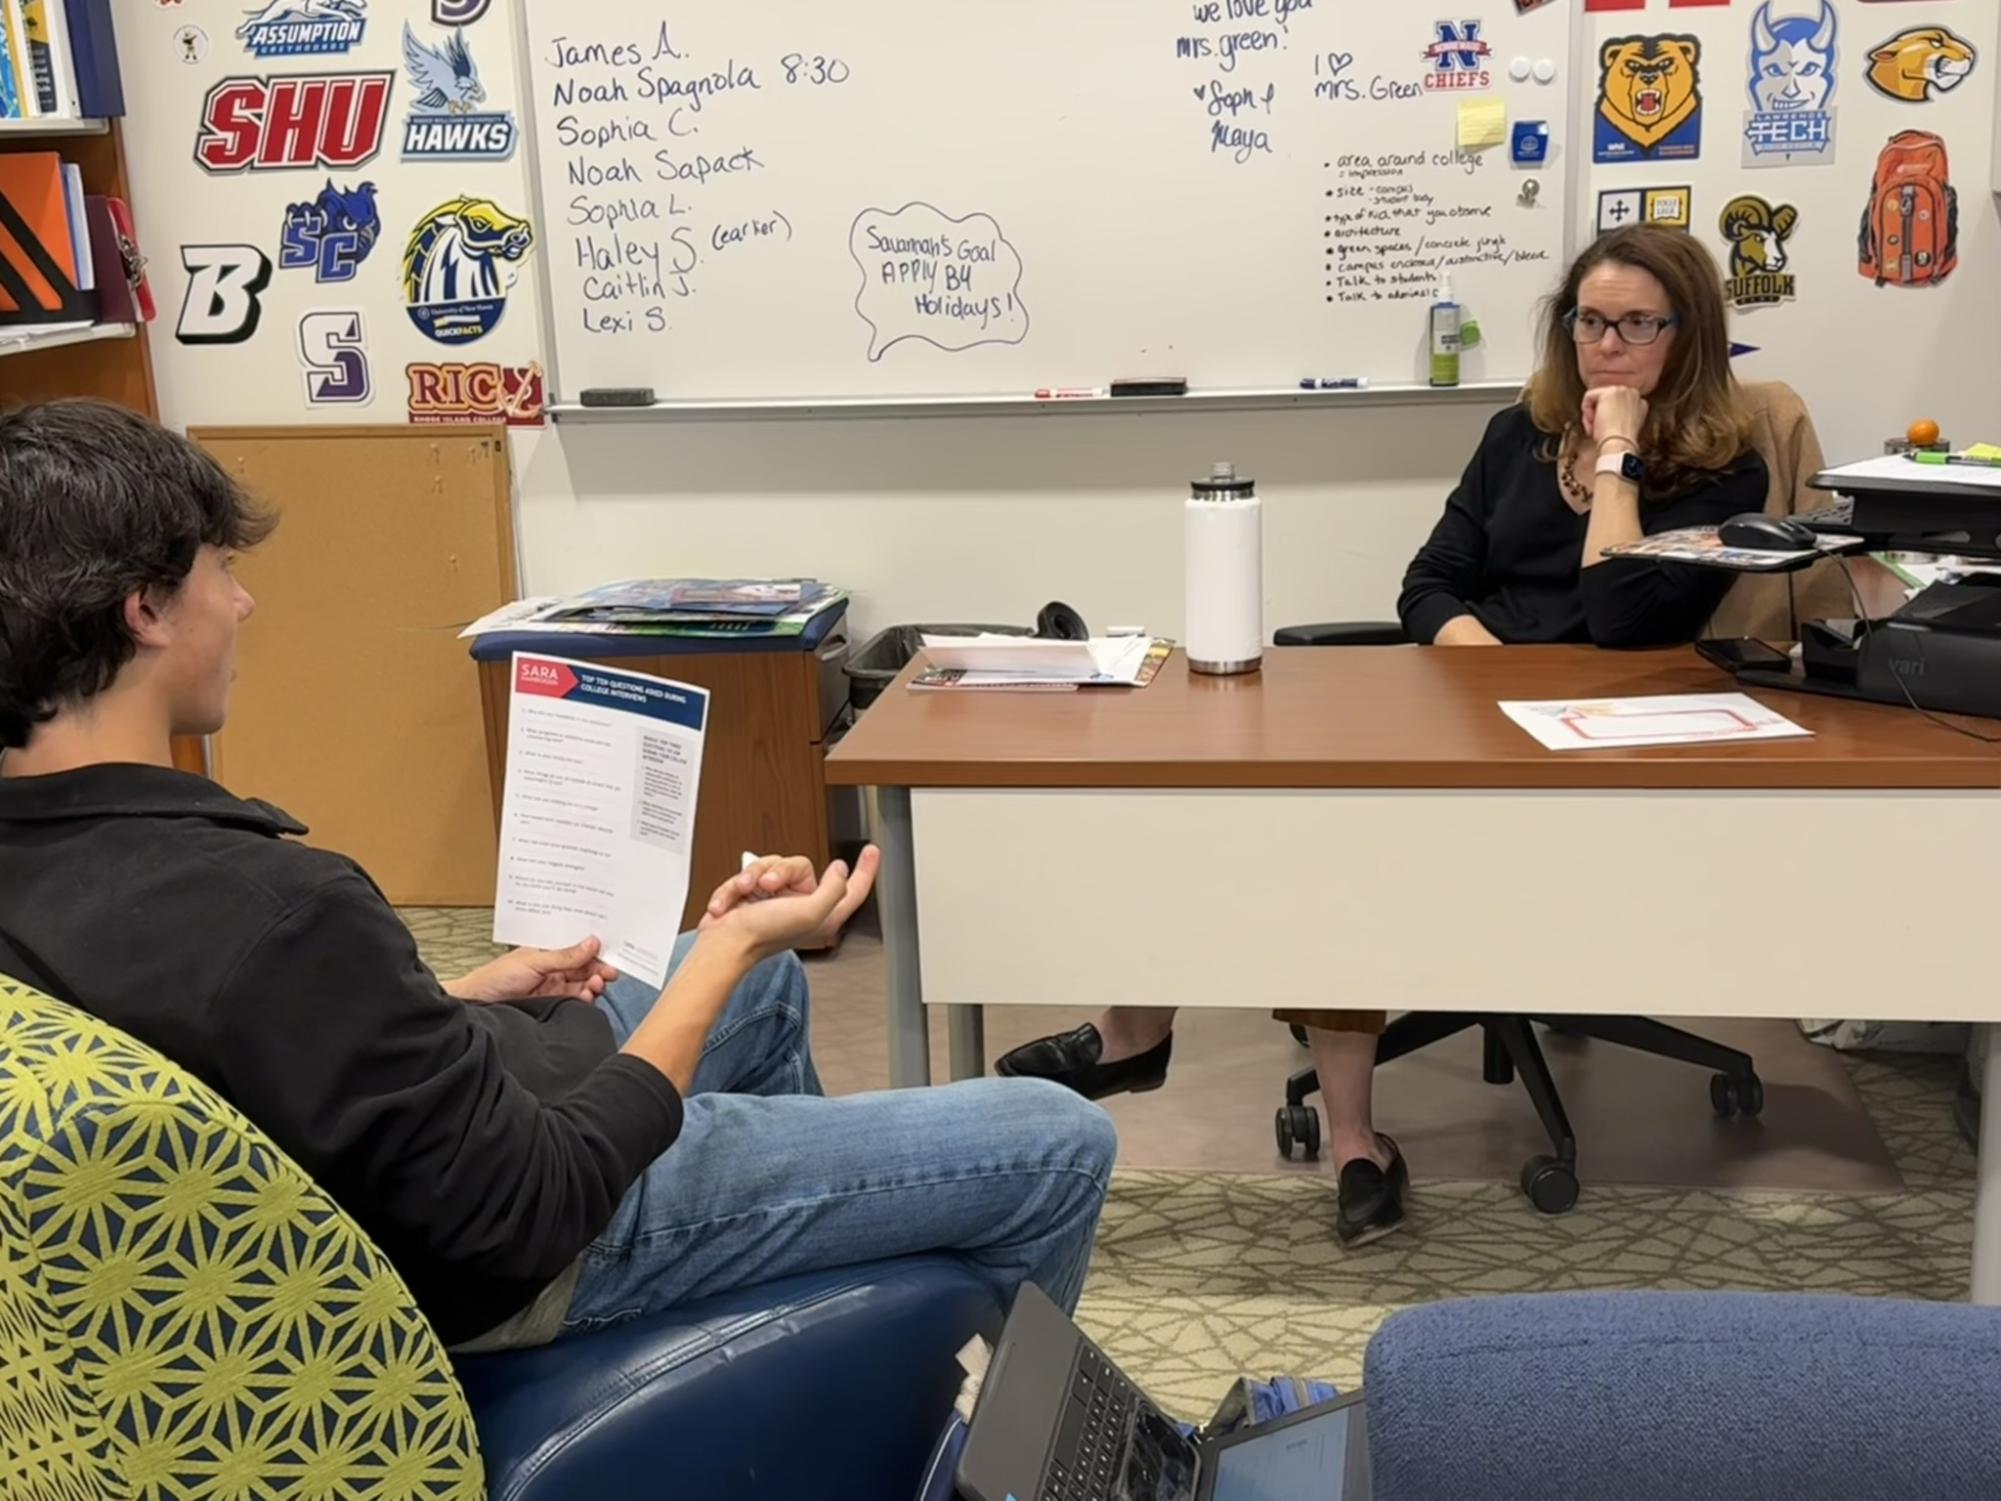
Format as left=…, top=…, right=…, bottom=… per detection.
left=518, top=1, right=1578, bottom=406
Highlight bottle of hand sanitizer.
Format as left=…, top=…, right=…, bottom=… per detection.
left=1429, top=274, right=1461, bottom=388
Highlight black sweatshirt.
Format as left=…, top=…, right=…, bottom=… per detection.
left=0, top=765, right=682, bottom=1345
left=1398, top=405, right=1769, bottom=648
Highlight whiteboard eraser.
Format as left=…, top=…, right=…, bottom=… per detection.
left=579, top=387, right=657, bottom=407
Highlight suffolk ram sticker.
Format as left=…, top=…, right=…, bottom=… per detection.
left=1719, top=195, right=1799, bottom=309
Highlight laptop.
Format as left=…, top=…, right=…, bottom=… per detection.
left=957, top=1284, right=1371, bottom=1501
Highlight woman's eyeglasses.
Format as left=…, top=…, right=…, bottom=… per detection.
left=1564, top=310, right=1678, bottom=346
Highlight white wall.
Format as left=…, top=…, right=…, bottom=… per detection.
left=125, top=1, right=2001, bottom=642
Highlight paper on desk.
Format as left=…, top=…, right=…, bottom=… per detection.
left=493, top=653, right=709, bottom=987
left=1817, top=454, right=2001, bottom=492
left=1457, top=97, right=1507, bottom=149
left=1499, top=693, right=1811, bottom=751
left=918, top=634, right=1153, bottom=683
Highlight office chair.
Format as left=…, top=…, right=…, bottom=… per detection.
left=1266, top=383, right=1831, bottom=1212
left=1266, top=621, right=1765, bottom=1213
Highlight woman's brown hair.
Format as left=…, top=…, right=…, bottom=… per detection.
left=1524, top=225, right=1753, bottom=497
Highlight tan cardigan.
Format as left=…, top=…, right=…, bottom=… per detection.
left=1707, top=380, right=1854, bottom=641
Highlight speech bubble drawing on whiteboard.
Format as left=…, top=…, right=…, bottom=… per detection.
left=850, top=202, right=1029, bottom=361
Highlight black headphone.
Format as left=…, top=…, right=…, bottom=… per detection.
left=1035, top=601, right=1090, bottom=641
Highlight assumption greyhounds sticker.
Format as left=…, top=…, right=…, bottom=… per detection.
left=236, top=0, right=367, bottom=59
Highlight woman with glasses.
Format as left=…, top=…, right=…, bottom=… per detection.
left=997, top=227, right=1767, bottom=1249
left=1399, top=224, right=1765, bottom=649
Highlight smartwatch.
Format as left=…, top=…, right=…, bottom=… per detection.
left=1595, top=448, right=1645, bottom=485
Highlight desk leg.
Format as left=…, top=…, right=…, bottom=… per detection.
left=1975, top=1024, right=2001, bottom=1305
left=876, top=787, right=932, bottom=1089
left=948, top=1002, right=986, bottom=1083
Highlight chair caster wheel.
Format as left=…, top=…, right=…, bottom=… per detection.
left=1289, top=1024, right=1311, bottom=1048
left=1711, top=1072, right=1765, bottom=1119
left=1275, top=1104, right=1321, bottom=1161
left=1520, top=1155, right=1579, bottom=1214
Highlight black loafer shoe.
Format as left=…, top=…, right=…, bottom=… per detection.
left=1336, top=1134, right=1409, bottom=1248
left=994, top=1024, right=1172, bottom=1101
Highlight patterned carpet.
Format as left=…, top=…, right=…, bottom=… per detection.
left=404, top=909, right=1977, bottom=1418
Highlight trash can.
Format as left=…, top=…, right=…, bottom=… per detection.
left=845, top=623, right=1033, bottom=712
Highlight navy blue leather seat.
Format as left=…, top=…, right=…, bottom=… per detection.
left=456, top=1256, right=1004, bottom=1501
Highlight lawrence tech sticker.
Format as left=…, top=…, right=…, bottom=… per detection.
left=1742, top=2, right=1839, bottom=168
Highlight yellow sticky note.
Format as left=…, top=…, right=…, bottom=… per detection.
left=1457, top=98, right=1507, bottom=150
left=1963, top=443, right=2001, bottom=462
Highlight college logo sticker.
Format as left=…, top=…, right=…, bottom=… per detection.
left=175, top=26, right=209, bottom=64
left=176, top=244, right=272, bottom=345
left=406, top=361, right=546, bottom=426
left=1865, top=26, right=1977, bottom=104
left=298, top=310, right=372, bottom=405
left=280, top=178, right=380, bottom=282
left=1423, top=21, right=1491, bottom=90
left=402, top=196, right=535, bottom=344
left=1596, top=185, right=1692, bottom=235
left=432, top=0, right=490, bottom=22
left=1719, top=195, right=1798, bottom=309
left=401, top=23, right=517, bottom=161
left=1743, top=2, right=1838, bottom=168
left=195, top=73, right=394, bottom=173
left=236, top=0, right=367, bottom=59
left=1594, top=36, right=1702, bottom=163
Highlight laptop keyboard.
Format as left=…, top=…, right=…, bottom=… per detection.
left=1042, top=1345, right=1139, bottom=1501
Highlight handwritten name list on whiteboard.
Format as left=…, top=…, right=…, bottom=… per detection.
left=523, top=2, right=1571, bottom=404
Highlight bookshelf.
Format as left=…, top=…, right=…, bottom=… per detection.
left=1, top=115, right=179, bottom=763
left=0, top=119, right=157, bottom=414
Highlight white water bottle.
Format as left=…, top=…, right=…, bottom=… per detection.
left=1185, top=461, right=1263, bottom=676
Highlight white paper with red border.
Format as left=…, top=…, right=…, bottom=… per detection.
left=493, top=653, right=710, bottom=987
left=1499, top=693, right=1812, bottom=751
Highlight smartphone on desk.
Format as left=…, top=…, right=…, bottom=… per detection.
left=1696, top=638, right=1794, bottom=675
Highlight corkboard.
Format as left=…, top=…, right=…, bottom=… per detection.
left=191, top=425, right=516, bottom=905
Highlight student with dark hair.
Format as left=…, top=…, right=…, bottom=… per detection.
left=0, top=399, right=1117, bottom=1350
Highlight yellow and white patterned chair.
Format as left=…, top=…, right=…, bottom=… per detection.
left=0, top=972, right=483, bottom=1501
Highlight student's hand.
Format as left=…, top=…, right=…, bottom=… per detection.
left=1582, top=386, right=1648, bottom=449
left=1433, top=614, right=1503, bottom=647
left=699, top=846, right=881, bottom=959
left=446, top=937, right=619, bottom=1004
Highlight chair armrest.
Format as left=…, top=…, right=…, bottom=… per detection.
left=1364, top=1293, right=2001, bottom=1501
left=1272, top=622, right=1408, bottom=647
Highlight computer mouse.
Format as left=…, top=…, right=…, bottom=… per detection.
left=1717, top=513, right=1818, bottom=551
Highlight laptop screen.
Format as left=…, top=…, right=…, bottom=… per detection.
left=1208, top=1403, right=1362, bottom=1501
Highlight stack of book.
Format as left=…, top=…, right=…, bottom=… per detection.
left=461, top=579, right=849, bottom=642
left=0, top=0, right=122, bottom=123
left=0, top=148, right=149, bottom=338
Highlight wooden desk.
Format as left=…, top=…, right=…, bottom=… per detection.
left=826, top=645, right=2001, bottom=1298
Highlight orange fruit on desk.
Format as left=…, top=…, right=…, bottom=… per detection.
left=1908, top=418, right=1941, bottom=446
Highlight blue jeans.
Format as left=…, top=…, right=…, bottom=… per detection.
left=559, top=936, right=1118, bottom=1338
